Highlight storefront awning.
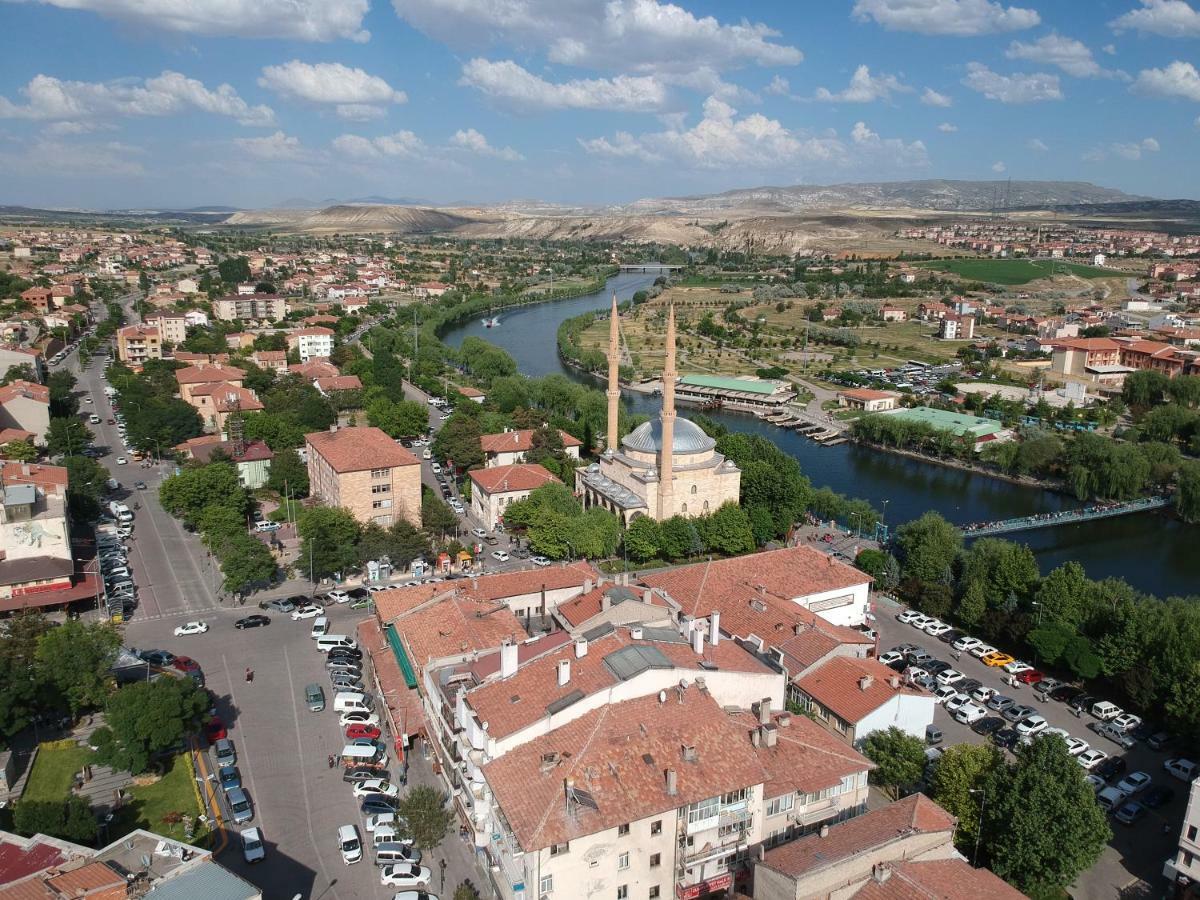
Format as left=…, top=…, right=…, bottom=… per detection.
left=386, top=624, right=419, bottom=689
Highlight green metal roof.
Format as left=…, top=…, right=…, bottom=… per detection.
left=386, top=624, right=418, bottom=689
left=885, top=406, right=1006, bottom=438
left=678, top=374, right=781, bottom=395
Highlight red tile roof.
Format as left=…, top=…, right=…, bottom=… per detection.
left=358, top=618, right=426, bottom=738
left=839, top=388, right=898, bottom=401
left=761, top=794, right=956, bottom=879
left=732, top=710, right=872, bottom=797
left=1054, top=338, right=1120, bottom=352
left=0, top=838, right=65, bottom=887
left=0, top=381, right=49, bottom=406
left=795, top=656, right=925, bottom=724
left=394, top=594, right=527, bottom=667
left=483, top=689, right=767, bottom=851
left=306, top=426, right=419, bottom=473
left=315, top=375, right=363, bottom=392
left=480, top=429, right=582, bottom=454
left=1, top=462, right=67, bottom=489
left=289, top=359, right=339, bottom=379
left=556, top=583, right=672, bottom=628
left=469, top=463, right=559, bottom=494
left=850, top=859, right=1026, bottom=900
left=174, top=363, right=245, bottom=385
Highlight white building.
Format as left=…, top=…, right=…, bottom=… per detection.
left=286, top=327, right=335, bottom=362
left=469, top=463, right=559, bottom=530
left=1164, top=777, right=1200, bottom=890
left=480, top=428, right=582, bottom=468
left=792, top=656, right=936, bottom=747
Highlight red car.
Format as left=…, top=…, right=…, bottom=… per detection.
left=205, top=717, right=227, bottom=742
left=345, top=724, right=381, bottom=741
left=1015, top=669, right=1044, bottom=685
left=173, top=656, right=200, bottom=673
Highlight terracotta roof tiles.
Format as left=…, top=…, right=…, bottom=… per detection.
left=469, top=463, right=559, bottom=494
left=851, top=859, right=1026, bottom=899
left=306, top=426, right=418, bottom=473
left=732, top=709, right=873, bottom=797
left=795, top=655, right=925, bottom=724
left=480, top=429, right=582, bottom=454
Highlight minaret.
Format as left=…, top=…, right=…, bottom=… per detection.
left=605, top=293, right=620, bottom=455
left=657, top=304, right=677, bottom=520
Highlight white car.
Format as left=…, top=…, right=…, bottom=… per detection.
left=422, top=449, right=431, bottom=460
left=952, top=636, right=982, bottom=652
left=971, top=686, right=996, bottom=704
left=1077, top=749, right=1107, bottom=770
left=1015, top=715, right=1047, bottom=736
left=240, top=827, right=265, bottom=864
left=115, top=457, right=128, bottom=465
left=291, top=604, right=323, bottom=620
left=530, top=556, right=550, bottom=567
left=935, top=669, right=963, bottom=686
left=338, top=825, right=362, bottom=865
left=925, top=622, right=953, bottom=637
left=470, top=528, right=487, bottom=539
left=968, top=643, right=998, bottom=658
left=491, top=550, right=510, bottom=562
left=366, top=585, right=389, bottom=594
left=954, top=703, right=987, bottom=725
left=1117, top=771, right=1152, bottom=795
left=1003, top=660, right=1034, bottom=675
left=353, top=779, right=400, bottom=799
left=173, top=621, right=209, bottom=637
left=944, top=693, right=971, bottom=713
left=896, top=609, right=922, bottom=624
left=908, top=614, right=934, bottom=629
left=326, top=590, right=350, bottom=604
left=430, top=463, right=442, bottom=475
left=340, top=711, right=381, bottom=727
left=365, top=812, right=397, bottom=833
left=380, top=865, right=432, bottom=888
left=1064, top=737, right=1090, bottom=756
left=933, top=685, right=958, bottom=704
left=1112, top=713, right=1142, bottom=733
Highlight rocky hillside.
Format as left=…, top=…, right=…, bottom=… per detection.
left=222, top=204, right=477, bottom=232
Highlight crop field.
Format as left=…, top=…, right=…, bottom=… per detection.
left=914, top=258, right=1115, bottom=284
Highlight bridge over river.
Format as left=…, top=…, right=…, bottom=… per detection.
left=962, top=496, right=1171, bottom=538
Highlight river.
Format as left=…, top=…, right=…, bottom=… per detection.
left=444, top=269, right=1198, bottom=599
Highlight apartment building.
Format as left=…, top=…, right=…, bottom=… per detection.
left=142, top=311, right=187, bottom=345
left=792, top=656, right=935, bottom=747
left=286, top=326, right=335, bottom=362
left=211, top=293, right=285, bottom=322
left=0, top=380, right=50, bottom=444
left=1164, top=778, right=1200, bottom=894
left=188, top=382, right=264, bottom=433
left=480, top=428, right=582, bottom=468
left=0, top=463, right=72, bottom=602
left=305, top=426, right=421, bottom=527
left=116, top=324, right=162, bottom=365
left=0, top=346, right=45, bottom=383
left=469, top=463, right=560, bottom=530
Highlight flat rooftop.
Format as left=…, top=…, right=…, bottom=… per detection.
left=883, top=406, right=1006, bottom=438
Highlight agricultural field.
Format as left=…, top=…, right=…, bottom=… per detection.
left=914, top=257, right=1118, bottom=284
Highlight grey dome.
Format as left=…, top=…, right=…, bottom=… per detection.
left=622, top=417, right=715, bottom=455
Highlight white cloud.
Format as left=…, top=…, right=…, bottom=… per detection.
left=391, top=0, right=801, bottom=75
left=1102, top=43, right=1118, bottom=54
left=1083, top=136, right=1161, bottom=161
left=764, top=75, right=791, bottom=96
left=44, top=120, right=115, bottom=135
left=450, top=128, right=523, bottom=161
left=814, top=65, right=911, bottom=103
left=1110, top=0, right=1200, bottom=37
left=1133, top=61, right=1200, bottom=101
left=992, top=161, right=1006, bottom=172
left=1006, top=34, right=1108, bottom=78
left=921, top=87, right=953, bottom=106
left=459, top=58, right=667, bottom=112
left=332, top=131, right=428, bottom=160
left=0, top=71, right=275, bottom=126
left=259, top=62, right=406, bottom=122
left=851, top=0, right=1039, bottom=35
left=234, top=130, right=307, bottom=161
left=1027, top=137, right=1048, bottom=151
left=580, top=96, right=928, bottom=172
left=937, top=122, right=958, bottom=132
left=14, top=0, right=369, bottom=41
left=962, top=62, right=1063, bottom=103
left=0, top=138, right=145, bottom=177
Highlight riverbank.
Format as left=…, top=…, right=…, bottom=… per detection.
left=851, top=439, right=1071, bottom=496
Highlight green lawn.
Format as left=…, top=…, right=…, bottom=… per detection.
left=915, top=258, right=1115, bottom=284
left=22, top=742, right=91, bottom=804
left=110, top=753, right=208, bottom=844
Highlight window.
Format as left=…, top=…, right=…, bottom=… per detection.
left=617, top=887, right=628, bottom=900
left=703, top=500, right=709, bottom=512
left=722, top=788, right=748, bottom=805
left=372, top=499, right=392, bottom=509
left=766, top=793, right=795, bottom=817
left=618, top=823, right=630, bottom=837
left=687, top=797, right=719, bottom=825
left=650, top=820, right=662, bottom=836
left=1190, top=826, right=1198, bottom=841
left=649, top=853, right=661, bottom=868
left=369, top=467, right=391, bottom=478
left=371, top=483, right=391, bottom=494
left=540, top=875, right=553, bottom=894
left=649, top=888, right=660, bottom=899
left=550, top=842, right=569, bottom=856
left=681, top=503, right=688, bottom=514
left=618, top=852, right=629, bottom=871
left=690, top=484, right=697, bottom=495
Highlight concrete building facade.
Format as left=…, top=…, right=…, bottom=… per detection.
left=305, top=426, right=421, bottom=528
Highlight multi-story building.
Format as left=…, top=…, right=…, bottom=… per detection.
left=480, top=428, right=582, bottom=468
left=142, top=311, right=188, bottom=345
left=0, top=380, right=50, bottom=444
left=305, top=426, right=421, bottom=527
left=211, top=293, right=285, bottom=322
left=0, top=463, right=72, bottom=602
left=116, top=324, right=162, bottom=365
left=188, top=382, right=264, bottom=433
left=174, top=363, right=245, bottom=406
left=792, top=656, right=935, bottom=747
left=1164, top=778, right=1200, bottom=895
left=286, top=326, right=335, bottom=362
left=469, top=463, right=560, bottom=530
left=0, top=346, right=45, bottom=383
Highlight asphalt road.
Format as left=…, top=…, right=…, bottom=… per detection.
left=875, top=599, right=1185, bottom=898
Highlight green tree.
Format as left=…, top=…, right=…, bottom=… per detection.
left=62, top=455, right=110, bottom=520
left=13, top=796, right=97, bottom=844
left=659, top=516, right=698, bottom=560
left=214, top=533, right=277, bottom=594
left=895, top=512, right=962, bottom=587
left=929, top=743, right=1004, bottom=855
left=218, top=256, right=252, bottom=284
left=395, top=785, right=454, bottom=851
left=421, top=491, right=459, bottom=538
left=298, top=506, right=362, bottom=580
left=862, top=726, right=926, bottom=800
left=1122, top=369, right=1169, bottom=409
left=46, top=417, right=93, bottom=456
left=1177, top=460, right=1200, bottom=524
left=983, top=735, right=1110, bottom=897
left=0, top=613, right=51, bottom=738
left=432, top=412, right=484, bottom=471
left=91, top=677, right=210, bottom=774
left=159, top=462, right=248, bottom=528
left=701, top=502, right=755, bottom=555
left=47, top=370, right=79, bottom=418
left=1032, top=561, right=1091, bottom=629
left=956, top=538, right=1039, bottom=627
left=35, top=621, right=120, bottom=713
left=3, top=439, right=37, bottom=462
left=855, top=548, right=900, bottom=591
left=623, top=516, right=662, bottom=562
left=266, top=447, right=309, bottom=498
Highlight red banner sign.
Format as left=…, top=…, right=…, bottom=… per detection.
left=676, top=873, right=733, bottom=900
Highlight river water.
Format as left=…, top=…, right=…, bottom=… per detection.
left=445, top=270, right=1197, bottom=599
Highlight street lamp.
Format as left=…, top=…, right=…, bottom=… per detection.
left=969, top=789, right=987, bottom=867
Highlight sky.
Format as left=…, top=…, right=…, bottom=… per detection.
left=1, top=0, right=1199, bottom=210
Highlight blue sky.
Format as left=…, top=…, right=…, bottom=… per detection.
left=1, top=0, right=1198, bottom=209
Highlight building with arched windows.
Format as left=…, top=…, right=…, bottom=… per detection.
left=575, top=298, right=740, bottom=524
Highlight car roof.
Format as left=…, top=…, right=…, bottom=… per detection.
left=338, top=824, right=358, bottom=840
left=240, top=826, right=261, bottom=840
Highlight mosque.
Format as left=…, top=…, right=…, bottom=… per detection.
left=574, top=296, right=741, bottom=524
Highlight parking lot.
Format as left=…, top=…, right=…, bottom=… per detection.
left=875, top=598, right=1185, bottom=897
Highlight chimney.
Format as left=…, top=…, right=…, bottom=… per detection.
left=329, top=424, right=338, bottom=433
left=500, top=641, right=519, bottom=678
left=872, top=864, right=892, bottom=884
left=709, top=611, right=721, bottom=647
left=777, top=712, right=792, bottom=728
left=665, top=768, right=678, bottom=796
left=681, top=745, right=697, bottom=763
left=751, top=729, right=761, bottom=748
left=889, top=675, right=901, bottom=689
left=642, top=589, right=653, bottom=603
left=557, top=659, right=570, bottom=687
left=574, top=638, right=588, bottom=659
left=757, top=697, right=772, bottom=726
left=761, top=723, right=778, bottom=748
left=858, top=675, right=874, bottom=691
left=630, top=626, right=643, bottom=640
left=601, top=593, right=611, bottom=612
left=819, top=823, right=830, bottom=838
left=691, top=627, right=704, bottom=656
left=827, top=555, right=834, bottom=567
left=583, top=579, right=593, bottom=594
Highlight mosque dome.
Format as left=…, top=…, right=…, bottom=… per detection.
left=621, top=416, right=715, bottom=455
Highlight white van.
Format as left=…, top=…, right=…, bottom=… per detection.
left=333, top=692, right=372, bottom=713
left=341, top=743, right=386, bottom=765
left=310, top=617, right=329, bottom=639
left=316, top=635, right=355, bottom=653
left=1096, top=786, right=1128, bottom=812
left=1091, top=701, right=1122, bottom=721
left=373, top=843, right=417, bottom=866
left=338, top=825, right=362, bottom=865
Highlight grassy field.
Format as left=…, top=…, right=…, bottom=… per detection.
left=914, top=258, right=1115, bottom=284
left=111, top=753, right=208, bottom=844
left=22, top=741, right=91, bottom=803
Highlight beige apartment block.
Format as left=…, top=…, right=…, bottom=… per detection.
left=116, top=324, right=162, bottom=365
left=305, top=426, right=421, bottom=528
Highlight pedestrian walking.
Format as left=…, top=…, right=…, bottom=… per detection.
left=439, top=858, right=447, bottom=890
left=245, top=667, right=253, bottom=683
left=327, top=754, right=335, bottom=769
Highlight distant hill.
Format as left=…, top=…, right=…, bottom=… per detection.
left=223, top=204, right=475, bottom=233
left=0, top=204, right=233, bottom=225
left=273, top=195, right=431, bottom=209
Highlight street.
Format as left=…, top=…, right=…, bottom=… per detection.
left=874, top=597, right=1183, bottom=898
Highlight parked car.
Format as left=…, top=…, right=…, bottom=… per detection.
left=954, top=703, right=987, bottom=726
left=969, top=643, right=998, bottom=659
left=1003, top=704, right=1037, bottom=723
left=218, top=765, right=241, bottom=793
left=952, top=636, right=982, bottom=652
left=1148, top=731, right=1176, bottom=752
left=339, top=825, right=363, bottom=865
left=340, top=711, right=381, bottom=728
left=1117, top=772, right=1152, bottom=796
left=878, top=650, right=905, bottom=668
left=1032, top=677, right=1063, bottom=697
left=214, top=738, right=236, bottom=766
left=896, top=609, right=923, bottom=624
left=1077, top=749, right=1107, bottom=771
left=1064, top=737, right=1090, bottom=756
left=491, top=550, right=510, bottom=562
left=1142, top=785, right=1175, bottom=808
left=347, top=724, right=382, bottom=741
left=1003, top=661, right=1034, bottom=676
left=1090, top=721, right=1136, bottom=749
left=361, top=797, right=401, bottom=816
left=986, top=695, right=1016, bottom=714
left=1015, top=715, right=1048, bottom=736
left=530, top=555, right=550, bottom=567
left=327, top=590, right=350, bottom=604
left=972, top=717, right=1006, bottom=737
left=1015, top=669, right=1044, bottom=685
left=173, top=621, right=208, bottom=637
left=379, top=865, right=432, bottom=888
left=1096, top=756, right=1128, bottom=782
left=935, top=669, right=963, bottom=687
left=1112, top=712, right=1142, bottom=733
left=353, top=779, right=400, bottom=800
left=970, top=686, right=996, bottom=704
left=235, top=615, right=271, bottom=629
left=1113, top=801, right=1147, bottom=825
left=292, top=604, right=323, bottom=620
left=260, top=598, right=296, bottom=613
left=1050, top=685, right=1084, bottom=704
left=240, top=827, right=266, bottom=863
left=982, top=651, right=1014, bottom=667
left=172, top=656, right=200, bottom=673
left=1164, top=758, right=1198, bottom=782
left=345, top=767, right=391, bottom=784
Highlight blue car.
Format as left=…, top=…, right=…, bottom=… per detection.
left=219, top=765, right=241, bottom=793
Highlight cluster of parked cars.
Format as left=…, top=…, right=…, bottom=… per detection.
left=98, top=518, right=136, bottom=617
left=830, top=361, right=964, bottom=396
left=892, top=607, right=1197, bottom=822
